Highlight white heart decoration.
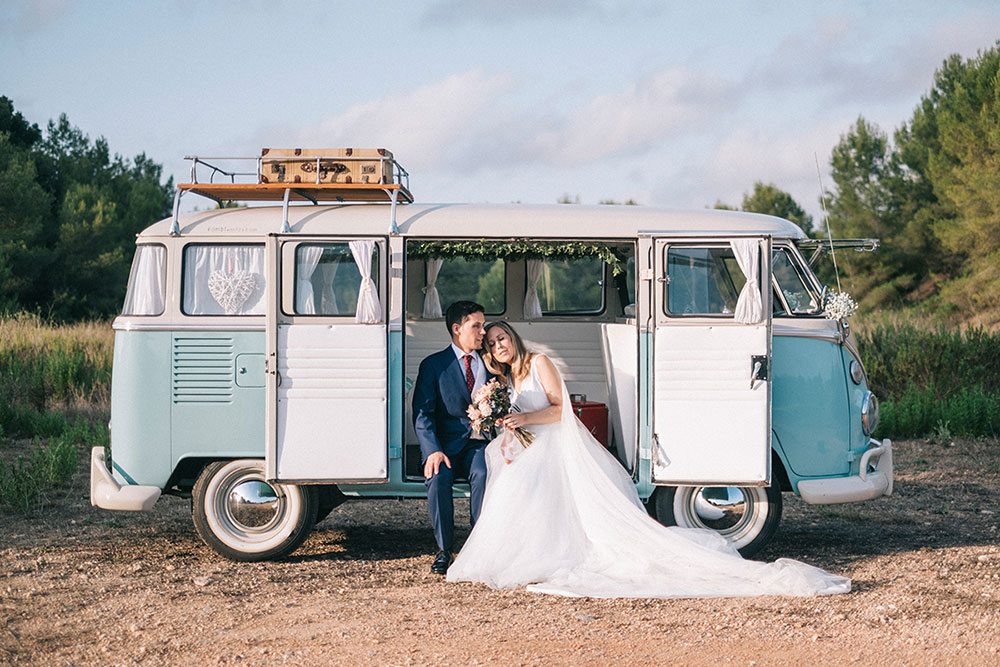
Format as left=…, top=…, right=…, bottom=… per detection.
left=208, top=270, right=259, bottom=314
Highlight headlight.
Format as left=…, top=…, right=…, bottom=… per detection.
left=849, top=359, right=864, bottom=385
left=861, top=391, right=879, bottom=436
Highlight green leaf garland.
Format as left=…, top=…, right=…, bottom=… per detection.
left=408, top=240, right=629, bottom=275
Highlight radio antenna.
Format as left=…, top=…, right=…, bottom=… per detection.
left=815, top=152, right=841, bottom=293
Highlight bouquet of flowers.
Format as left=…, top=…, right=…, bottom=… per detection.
left=823, top=290, right=858, bottom=320
left=468, top=379, right=535, bottom=451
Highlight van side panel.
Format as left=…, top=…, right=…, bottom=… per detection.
left=171, top=331, right=265, bottom=467
left=110, top=331, right=172, bottom=487
left=771, top=336, right=851, bottom=477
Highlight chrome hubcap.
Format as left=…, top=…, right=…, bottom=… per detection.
left=226, top=479, right=281, bottom=530
left=691, top=487, right=748, bottom=531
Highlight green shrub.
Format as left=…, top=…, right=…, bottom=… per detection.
left=0, top=433, right=82, bottom=512
left=856, top=324, right=1000, bottom=401
left=876, top=384, right=1000, bottom=438
left=855, top=321, right=1000, bottom=438
left=0, top=404, right=69, bottom=439
left=0, top=455, right=40, bottom=513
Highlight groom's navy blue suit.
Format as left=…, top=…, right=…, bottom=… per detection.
left=413, top=347, right=493, bottom=553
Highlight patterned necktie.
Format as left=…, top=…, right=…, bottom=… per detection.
left=463, top=354, right=475, bottom=394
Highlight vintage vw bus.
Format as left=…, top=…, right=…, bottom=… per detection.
left=91, top=152, right=892, bottom=561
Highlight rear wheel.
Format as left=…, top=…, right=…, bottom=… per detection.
left=192, top=459, right=317, bottom=562
left=652, top=482, right=782, bottom=558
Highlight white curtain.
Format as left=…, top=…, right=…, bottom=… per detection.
left=318, top=261, right=340, bottom=315
left=730, top=239, right=763, bottom=324
left=524, top=259, right=543, bottom=320
left=122, top=245, right=165, bottom=316
left=349, top=240, right=381, bottom=323
left=183, top=245, right=265, bottom=315
left=422, top=258, right=443, bottom=318
left=295, top=246, right=324, bottom=314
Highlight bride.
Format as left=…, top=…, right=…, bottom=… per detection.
left=446, top=321, right=851, bottom=598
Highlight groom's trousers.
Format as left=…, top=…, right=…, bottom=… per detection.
left=425, top=439, right=488, bottom=552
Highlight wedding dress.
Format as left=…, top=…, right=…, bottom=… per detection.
left=446, top=355, right=851, bottom=598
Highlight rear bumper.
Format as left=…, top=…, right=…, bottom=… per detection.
left=797, top=439, right=893, bottom=505
left=90, top=447, right=161, bottom=511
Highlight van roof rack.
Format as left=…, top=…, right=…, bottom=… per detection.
left=170, top=153, right=413, bottom=236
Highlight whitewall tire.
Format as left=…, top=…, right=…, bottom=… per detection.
left=652, top=483, right=782, bottom=558
left=192, top=459, right=317, bottom=562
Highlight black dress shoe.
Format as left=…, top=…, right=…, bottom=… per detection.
left=431, top=550, right=452, bottom=575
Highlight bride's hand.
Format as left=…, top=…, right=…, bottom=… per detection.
left=502, top=413, right=526, bottom=430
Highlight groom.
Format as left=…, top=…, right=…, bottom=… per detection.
left=412, top=300, right=492, bottom=574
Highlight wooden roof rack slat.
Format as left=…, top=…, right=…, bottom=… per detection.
left=169, top=153, right=413, bottom=236
left=177, top=182, right=413, bottom=204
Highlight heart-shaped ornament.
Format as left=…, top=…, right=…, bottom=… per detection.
left=207, top=270, right=259, bottom=314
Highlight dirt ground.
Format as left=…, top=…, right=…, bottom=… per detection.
left=2, top=437, right=999, bottom=666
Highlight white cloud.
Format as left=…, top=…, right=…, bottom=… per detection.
left=420, top=0, right=663, bottom=26
left=284, top=66, right=735, bottom=179
left=530, top=69, right=736, bottom=165
left=673, top=120, right=849, bottom=221
left=286, top=70, right=514, bottom=172
left=0, top=0, right=71, bottom=35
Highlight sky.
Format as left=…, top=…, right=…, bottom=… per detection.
left=2, top=1, right=1000, bottom=223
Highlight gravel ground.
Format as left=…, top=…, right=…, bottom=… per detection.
left=2, top=437, right=999, bottom=666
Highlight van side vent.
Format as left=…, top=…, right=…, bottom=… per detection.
left=172, top=337, right=235, bottom=403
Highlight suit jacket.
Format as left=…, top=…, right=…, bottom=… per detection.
left=413, top=347, right=493, bottom=462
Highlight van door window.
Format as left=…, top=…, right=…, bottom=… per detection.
left=665, top=247, right=743, bottom=316
left=434, top=257, right=505, bottom=315
left=182, top=244, right=265, bottom=316
left=293, top=243, right=380, bottom=317
left=122, top=244, right=166, bottom=316
left=772, top=249, right=821, bottom=315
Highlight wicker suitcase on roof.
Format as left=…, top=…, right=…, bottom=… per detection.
left=260, top=148, right=394, bottom=185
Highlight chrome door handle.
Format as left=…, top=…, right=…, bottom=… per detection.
left=750, top=355, right=768, bottom=388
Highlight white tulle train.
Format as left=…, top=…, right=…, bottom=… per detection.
left=446, top=355, right=851, bottom=598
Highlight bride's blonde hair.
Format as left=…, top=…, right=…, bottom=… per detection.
left=482, top=321, right=534, bottom=383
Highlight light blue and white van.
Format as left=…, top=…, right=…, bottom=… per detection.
left=91, top=153, right=893, bottom=561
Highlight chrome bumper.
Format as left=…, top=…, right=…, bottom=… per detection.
left=797, top=439, right=893, bottom=505
left=89, top=447, right=161, bottom=511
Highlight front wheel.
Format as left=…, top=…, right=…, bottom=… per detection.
left=192, top=459, right=317, bottom=562
left=652, top=483, right=782, bottom=558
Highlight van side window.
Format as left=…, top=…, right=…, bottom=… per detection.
left=122, top=244, right=166, bottom=316
left=293, top=243, right=379, bottom=316
left=182, top=244, right=265, bottom=316
left=665, top=247, right=743, bottom=316
left=772, top=249, right=821, bottom=315
left=534, top=257, right=605, bottom=315
left=433, top=257, right=504, bottom=315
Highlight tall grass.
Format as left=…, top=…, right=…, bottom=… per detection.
left=853, top=314, right=1000, bottom=438
left=0, top=314, right=113, bottom=512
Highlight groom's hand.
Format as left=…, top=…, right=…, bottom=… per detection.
left=424, top=451, right=451, bottom=479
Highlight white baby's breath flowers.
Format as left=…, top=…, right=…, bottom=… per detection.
left=823, top=291, right=858, bottom=320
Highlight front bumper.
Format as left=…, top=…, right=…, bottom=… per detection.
left=797, top=439, right=893, bottom=505
left=90, top=447, right=161, bottom=511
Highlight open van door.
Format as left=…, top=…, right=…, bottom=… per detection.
left=651, top=236, right=772, bottom=486
left=265, top=234, right=388, bottom=483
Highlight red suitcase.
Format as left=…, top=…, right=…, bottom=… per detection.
left=571, top=400, right=609, bottom=448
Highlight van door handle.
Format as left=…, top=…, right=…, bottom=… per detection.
left=750, top=355, right=768, bottom=388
